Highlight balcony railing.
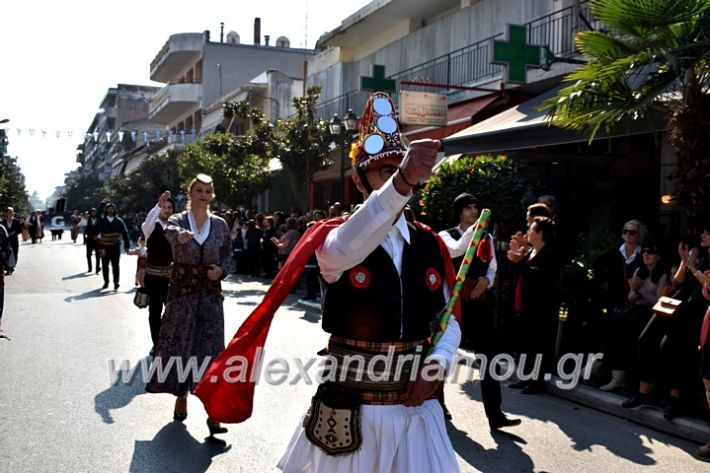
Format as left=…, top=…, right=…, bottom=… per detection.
left=146, top=132, right=199, bottom=155
left=314, top=0, right=599, bottom=120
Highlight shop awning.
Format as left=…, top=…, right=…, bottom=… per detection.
left=443, top=86, right=665, bottom=155
left=402, top=93, right=501, bottom=142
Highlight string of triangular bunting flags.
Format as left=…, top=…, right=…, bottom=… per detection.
left=0, top=128, right=199, bottom=143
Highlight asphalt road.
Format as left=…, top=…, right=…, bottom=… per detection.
left=0, top=239, right=708, bottom=472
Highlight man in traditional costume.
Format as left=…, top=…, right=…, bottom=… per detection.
left=96, top=199, right=130, bottom=290
left=84, top=208, right=101, bottom=273
left=277, top=92, right=462, bottom=472
left=439, top=193, right=521, bottom=431
left=139, top=191, right=175, bottom=356
left=194, top=93, right=462, bottom=471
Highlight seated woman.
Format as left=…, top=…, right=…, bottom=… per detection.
left=598, top=244, right=669, bottom=391
left=623, top=225, right=710, bottom=420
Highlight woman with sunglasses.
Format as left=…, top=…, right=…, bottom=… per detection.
left=598, top=244, right=669, bottom=391
left=623, top=223, right=710, bottom=421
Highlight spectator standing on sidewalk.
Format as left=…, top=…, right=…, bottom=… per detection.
left=697, top=267, right=710, bottom=458
left=0, top=224, right=10, bottom=335
left=1, top=207, right=22, bottom=275
left=507, top=216, right=560, bottom=394
left=623, top=223, right=710, bottom=419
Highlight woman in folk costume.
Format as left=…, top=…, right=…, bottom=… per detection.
left=146, top=174, right=232, bottom=441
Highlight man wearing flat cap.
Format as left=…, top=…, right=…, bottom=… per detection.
left=97, top=198, right=130, bottom=290
left=438, top=192, right=520, bottom=432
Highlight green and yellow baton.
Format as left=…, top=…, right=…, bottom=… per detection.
left=429, top=208, right=492, bottom=353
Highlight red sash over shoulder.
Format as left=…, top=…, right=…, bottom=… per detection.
left=194, top=218, right=344, bottom=423
left=194, top=218, right=459, bottom=423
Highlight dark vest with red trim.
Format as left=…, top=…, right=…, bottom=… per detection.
left=445, top=227, right=491, bottom=281
left=146, top=223, right=173, bottom=266
left=321, top=222, right=447, bottom=342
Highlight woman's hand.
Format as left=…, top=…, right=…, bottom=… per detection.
left=629, top=276, right=643, bottom=292
left=177, top=231, right=194, bottom=244
left=507, top=239, right=526, bottom=263
left=678, top=242, right=689, bottom=263
left=207, top=264, right=223, bottom=281
left=688, top=247, right=699, bottom=272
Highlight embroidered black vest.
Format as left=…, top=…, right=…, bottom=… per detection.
left=321, top=223, right=447, bottom=342
left=85, top=219, right=100, bottom=238
left=445, top=227, right=491, bottom=281
left=147, top=223, right=173, bottom=266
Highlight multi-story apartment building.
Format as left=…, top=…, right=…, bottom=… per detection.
left=77, top=84, right=161, bottom=183
left=147, top=23, right=315, bottom=156
left=306, top=0, right=671, bottom=233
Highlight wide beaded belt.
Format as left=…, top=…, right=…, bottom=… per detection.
left=326, top=336, right=430, bottom=405
left=168, top=263, right=222, bottom=300
left=99, top=232, right=120, bottom=246
left=145, top=260, right=172, bottom=277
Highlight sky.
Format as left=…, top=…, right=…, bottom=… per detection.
left=0, top=0, right=372, bottom=203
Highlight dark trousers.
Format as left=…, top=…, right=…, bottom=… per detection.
left=144, top=274, right=169, bottom=346
left=261, top=249, right=277, bottom=278
left=305, top=266, right=320, bottom=299
left=0, top=280, right=4, bottom=324
left=463, top=297, right=504, bottom=421
left=86, top=240, right=100, bottom=271
left=8, top=239, right=18, bottom=267
left=101, top=245, right=121, bottom=285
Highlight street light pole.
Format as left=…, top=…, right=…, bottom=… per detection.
left=330, top=110, right=358, bottom=204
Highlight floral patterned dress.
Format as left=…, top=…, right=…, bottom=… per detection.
left=146, top=211, right=232, bottom=396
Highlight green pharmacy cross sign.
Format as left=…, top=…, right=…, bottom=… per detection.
left=492, top=24, right=543, bottom=84
left=360, top=65, right=396, bottom=93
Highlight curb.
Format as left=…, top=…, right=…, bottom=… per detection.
left=546, top=378, right=710, bottom=444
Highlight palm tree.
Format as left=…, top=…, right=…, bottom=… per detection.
left=542, top=0, right=710, bottom=231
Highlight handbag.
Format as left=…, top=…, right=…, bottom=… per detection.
left=133, top=287, right=149, bottom=309
left=652, top=296, right=683, bottom=319
left=304, top=383, right=362, bottom=456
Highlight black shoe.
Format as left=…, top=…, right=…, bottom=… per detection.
left=207, top=419, right=228, bottom=436
left=102, top=282, right=109, bottom=289
left=489, top=415, right=522, bottom=431
left=173, top=396, right=187, bottom=421
left=508, top=380, right=529, bottom=390
left=96, top=269, right=101, bottom=274
left=621, top=393, right=649, bottom=409
left=521, top=382, right=546, bottom=395
left=114, top=283, right=120, bottom=291
left=663, top=397, right=683, bottom=420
